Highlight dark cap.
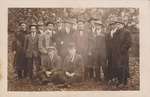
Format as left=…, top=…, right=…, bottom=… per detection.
left=110, top=17, right=125, bottom=25
left=94, top=20, right=104, bottom=26
left=19, top=21, right=26, bottom=26
left=88, top=18, right=98, bottom=23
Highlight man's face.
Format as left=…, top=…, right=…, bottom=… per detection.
left=72, top=23, right=77, bottom=29
left=65, top=23, right=71, bottom=33
left=30, top=26, right=37, bottom=33
left=20, top=23, right=27, bottom=31
left=96, top=25, right=102, bottom=31
left=78, top=22, right=84, bottom=30
left=47, top=24, right=54, bottom=30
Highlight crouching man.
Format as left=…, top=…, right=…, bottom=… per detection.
left=63, top=43, right=84, bottom=84
left=37, top=46, right=65, bottom=85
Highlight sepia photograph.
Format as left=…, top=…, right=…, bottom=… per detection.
left=7, top=8, right=140, bottom=91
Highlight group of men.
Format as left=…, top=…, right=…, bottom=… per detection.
left=12, top=17, right=131, bottom=87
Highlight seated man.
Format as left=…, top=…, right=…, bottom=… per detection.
left=37, top=46, right=65, bottom=85
left=63, top=43, right=84, bottom=84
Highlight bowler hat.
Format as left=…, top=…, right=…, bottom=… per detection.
left=94, top=20, right=104, bottom=26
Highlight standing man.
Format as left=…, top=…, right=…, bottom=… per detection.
left=55, top=19, right=76, bottom=61
left=62, top=19, right=75, bottom=58
left=106, top=21, right=118, bottom=82
left=75, top=19, right=89, bottom=73
left=37, top=21, right=45, bottom=71
left=75, top=19, right=89, bottom=81
left=114, top=21, right=131, bottom=87
left=107, top=18, right=132, bottom=86
left=38, top=22, right=55, bottom=72
left=24, top=24, right=40, bottom=80
left=12, top=22, right=28, bottom=80
left=54, top=19, right=66, bottom=59
left=84, top=18, right=97, bottom=81
left=93, top=21, right=107, bottom=81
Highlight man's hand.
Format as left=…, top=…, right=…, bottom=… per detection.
left=45, top=71, right=52, bottom=77
left=65, top=72, right=75, bottom=77
left=70, top=73, right=75, bottom=77
left=13, top=51, right=16, bottom=55
left=61, top=41, right=64, bottom=45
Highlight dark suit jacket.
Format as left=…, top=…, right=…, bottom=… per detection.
left=12, top=30, right=28, bottom=68
left=75, top=30, right=89, bottom=55
left=111, top=28, right=132, bottom=67
left=41, top=54, right=62, bottom=71
left=63, top=53, right=84, bottom=76
left=24, top=33, right=39, bottom=58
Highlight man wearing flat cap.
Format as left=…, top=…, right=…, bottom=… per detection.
left=24, top=23, right=40, bottom=80
left=12, top=22, right=28, bottom=79
left=38, top=22, right=55, bottom=73
left=55, top=19, right=75, bottom=61
left=54, top=18, right=66, bottom=60
left=75, top=19, right=89, bottom=73
left=37, top=45, right=63, bottom=84
left=106, top=18, right=132, bottom=87
left=93, top=20, right=107, bottom=81
left=37, top=21, right=45, bottom=35
left=83, top=18, right=97, bottom=81
left=63, top=43, right=84, bottom=83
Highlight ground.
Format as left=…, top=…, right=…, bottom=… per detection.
left=8, top=55, right=139, bottom=91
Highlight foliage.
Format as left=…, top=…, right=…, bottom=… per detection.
left=8, top=8, right=139, bottom=32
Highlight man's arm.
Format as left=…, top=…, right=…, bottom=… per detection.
left=23, top=35, right=29, bottom=51
left=38, top=35, right=47, bottom=54
left=121, top=30, right=132, bottom=53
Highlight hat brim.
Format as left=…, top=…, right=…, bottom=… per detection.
left=109, top=21, right=124, bottom=26
left=47, top=46, right=57, bottom=51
